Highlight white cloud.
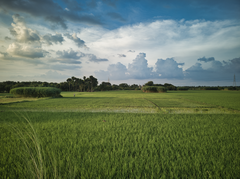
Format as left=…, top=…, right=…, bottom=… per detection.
left=7, top=42, right=48, bottom=58
left=10, top=14, right=40, bottom=43
left=81, top=19, right=240, bottom=69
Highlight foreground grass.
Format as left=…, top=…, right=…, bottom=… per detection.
left=1, top=112, right=240, bottom=178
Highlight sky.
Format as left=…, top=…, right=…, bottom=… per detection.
left=0, top=0, right=240, bottom=86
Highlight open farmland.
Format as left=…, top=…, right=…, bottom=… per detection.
left=0, top=90, right=240, bottom=178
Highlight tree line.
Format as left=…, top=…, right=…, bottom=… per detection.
left=0, top=78, right=238, bottom=93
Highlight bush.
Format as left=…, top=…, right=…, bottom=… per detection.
left=142, top=86, right=167, bottom=93
left=203, top=87, right=219, bottom=90
left=177, top=87, right=189, bottom=91
left=10, top=87, right=61, bottom=98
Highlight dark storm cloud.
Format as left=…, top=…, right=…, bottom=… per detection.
left=42, top=33, right=64, bottom=45
left=107, top=12, right=126, bottom=22
left=197, top=56, right=215, bottom=62
left=0, top=0, right=103, bottom=29
left=118, top=54, right=126, bottom=57
left=87, top=54, right=108, bottom=63
left=154, top=58, right=184, bottom=79
left=64, top=33, right=88, bottom=48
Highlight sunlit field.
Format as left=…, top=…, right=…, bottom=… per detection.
left=0, top=90, right=240, bottom=178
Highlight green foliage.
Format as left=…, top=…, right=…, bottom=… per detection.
left=10, top=87, right=61, bottom=98
left=0, top=112, right=240, bottom=178
left=177, top=87, right=189, bottom=90
left=1, top=90, right=240, bottom=178
left=142, top=86, right=167, bottom=93
left=203, top=87, right=219, bottom=90
left=144, top=81, right=154, bottom=86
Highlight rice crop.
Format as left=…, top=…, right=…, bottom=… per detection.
left=0, top=90, right=240, bottom=178
left=0, top=112, right=240, bottom=178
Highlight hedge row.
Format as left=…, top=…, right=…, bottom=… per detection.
left=10, top=87, right=61, bottom=98
left=142, top=86, right=167, bottom=93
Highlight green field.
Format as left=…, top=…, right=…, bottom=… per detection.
left=0, top=90, right=240, bottom=178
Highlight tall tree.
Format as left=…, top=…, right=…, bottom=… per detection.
left=83, top=76, right=86, bottom=92
left=71, top=76, right=77, bottom=91
left=66, top=78, right=72, bottom=91
left=89, top=75, right=98, bottom=92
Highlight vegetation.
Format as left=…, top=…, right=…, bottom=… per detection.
left=1, top=111, right=240, bottom=178
left=1, top=78, right=239, bottom=94
left=142, top=86, right=167, bottom=93
left=10, top=87, right=61, bottom=98
left=1, top=88, right=240, bottom=178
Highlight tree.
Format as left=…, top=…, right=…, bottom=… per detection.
left=119, top=83, right=129, bottom=90
left=71, top=76, right=77, bottom=91
left=67, top=78, right=72, bottom=91
left=75, top=78, right=83, bottom=91
left=145, top=81, right=154, bottom=86
left=83, top=76, right=86, bottom=92
left=89, top=75, right=98, bottom=92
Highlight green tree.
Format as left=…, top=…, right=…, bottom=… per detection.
left=145, top=81, right=154, bottom=86
left=67, top=78, right=72, bottom=91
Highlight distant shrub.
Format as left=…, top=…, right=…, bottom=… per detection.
left=227, top=87, right=237, bottom=90
left=5, top=95, right=15, bottom=98
left=10, top=87, right=61, bottom=98
left=177, top=87, right=189, bottom=91
left=202, top=87, right=219, bottom=90
left=142, top=86, right=167, bottom=93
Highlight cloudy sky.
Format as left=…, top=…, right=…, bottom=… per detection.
left=0, top=0, right=240, bottom=86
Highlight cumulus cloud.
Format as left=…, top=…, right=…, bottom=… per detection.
left=95, top=53, right=153, bottom=80
left=128, top=50, right=135, bottom=53
left=54, top=49, right=84, bottom=64
left=87, top=54, right=108, bottom=63
left=108, top=62, right=128, bottom=80
left=7, top=42, right=48, bottom=58
left=185, top=57, right=240, bottom=81
left=118, top=54, right=126, bottom=57
left=9, top=14, right=40, bottom=43
left=65, top=33, right=88, bottom=48
left=127, top=53, right=153, bottom=79
left=197, top=56, right=215, bottom=62
left=42, top=33, right=64, bottom=45
left=154, top=58, right=184, bottom=79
